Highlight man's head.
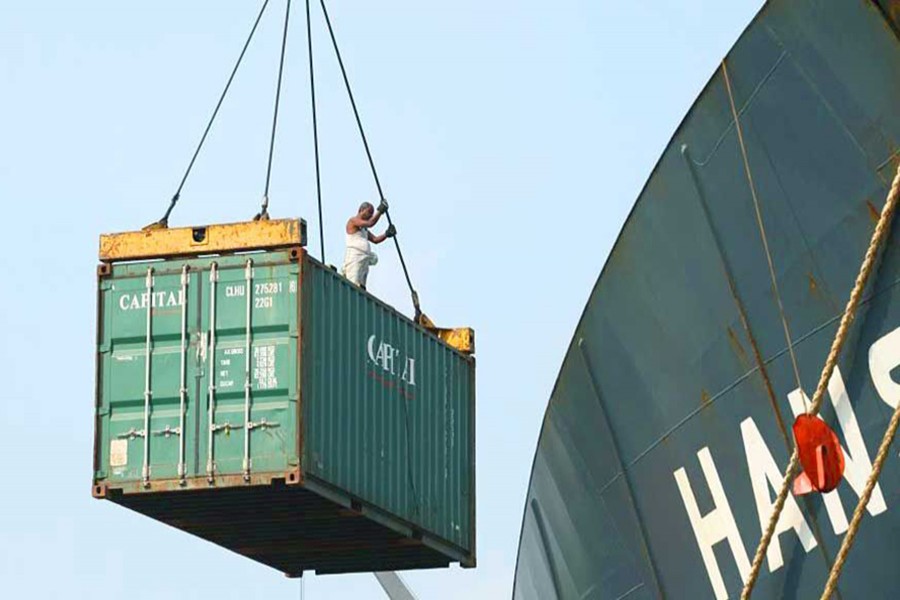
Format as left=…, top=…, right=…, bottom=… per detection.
left=358, top=202, right=374, bottom=219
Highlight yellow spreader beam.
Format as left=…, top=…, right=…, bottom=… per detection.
left=99, top=219, right=306, bottom=262
left=433, top=326, right=475, bottom=355
left=99, top=217, right=474, bottom=354
left=418, top=314, right=475, bottom=355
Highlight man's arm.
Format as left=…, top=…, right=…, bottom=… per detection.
left=368, top=224, right=397, bottom=245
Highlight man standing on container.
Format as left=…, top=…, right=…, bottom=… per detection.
left=342, top=199, right=396, bottom=290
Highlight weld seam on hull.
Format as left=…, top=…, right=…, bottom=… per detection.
left=621, top=274, right=900, bottom=474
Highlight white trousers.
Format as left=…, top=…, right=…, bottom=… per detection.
left=342, top=248, right=378, bottom=288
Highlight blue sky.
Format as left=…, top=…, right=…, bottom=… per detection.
left=0, top=1, right=761, bottom=598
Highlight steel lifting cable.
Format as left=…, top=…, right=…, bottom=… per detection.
left=722, top=59, right=806, bottom=403
left=305, top=0, right=325, bottom=261
left=312, top=0, right=423, bottom=515
left=152, top=0, right=272, bottom=228
left=256, top=0, right=293, bottom=221
left=738, top=156, right=900, bottom=598
left=318, top=0, right=423, bottom=318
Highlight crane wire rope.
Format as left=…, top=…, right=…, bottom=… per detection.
left=152, top=0, right=272, bottom=228
left=819, top=361, right=900, bottom=596
left=256, top=0, right=293, bottom=221
left=305, top=0, right=326, bottom=261
left=318, top=0, right=422, bottom=318
left=309, top=0, right=422, bottom=515
left=722, top=59, right=806, bottom=403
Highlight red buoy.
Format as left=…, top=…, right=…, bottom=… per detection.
left=792, top=414, right=845, bottom=495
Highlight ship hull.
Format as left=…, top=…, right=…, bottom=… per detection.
left=514, top=2, right=900, bottom=598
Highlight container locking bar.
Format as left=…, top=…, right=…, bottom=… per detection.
left=117, top=428, right=145, bottom=441
left=152, top=425, right=181, bottom=437
left=212, top=422, right=244, bottom=433
left=238, top=260, right=281, bottom=481
left=247, top=417, right=279, bottom=431
left=176, top=265, right=189, bottom=483
left=205, top=263, right=226, bottom=482
left=243, top=259, right=253, bottom=482
left=141, top=267, right=189, bottom=484
left=141, top=267, right=153, bottom=487
left=205, top=262, right=250, bottom=485
left=206, top=263, right=218, bottom=482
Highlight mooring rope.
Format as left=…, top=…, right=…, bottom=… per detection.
left=820, top=318, right=900, bottom=597
left=740, top=157, right=900, bottom=598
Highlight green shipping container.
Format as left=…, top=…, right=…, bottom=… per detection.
left=93, top=229, right=475, bottom=576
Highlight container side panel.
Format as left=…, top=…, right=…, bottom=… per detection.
left=302, top=259, right=474, bottom=554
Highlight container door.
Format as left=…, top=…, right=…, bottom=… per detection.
left=197, top=257, right=300, bottom=483
left=99, top=264, right=201, bottom=487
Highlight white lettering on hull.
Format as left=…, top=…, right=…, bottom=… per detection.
left=674, top=448, right=751, bottom=600
left=674, top=325, right=900, bottom=598
left=740, top=418, right=817, bottom=571
left=870, top=325, right=900, bottom=411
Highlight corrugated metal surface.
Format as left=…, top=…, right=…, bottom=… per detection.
left=301, top=257, right=476, bottom=556
left=94, top=248, right=475, bottom=574
left=96, top=251, right=299, bottom=490
left=513, top=1, right=900, bottom=598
